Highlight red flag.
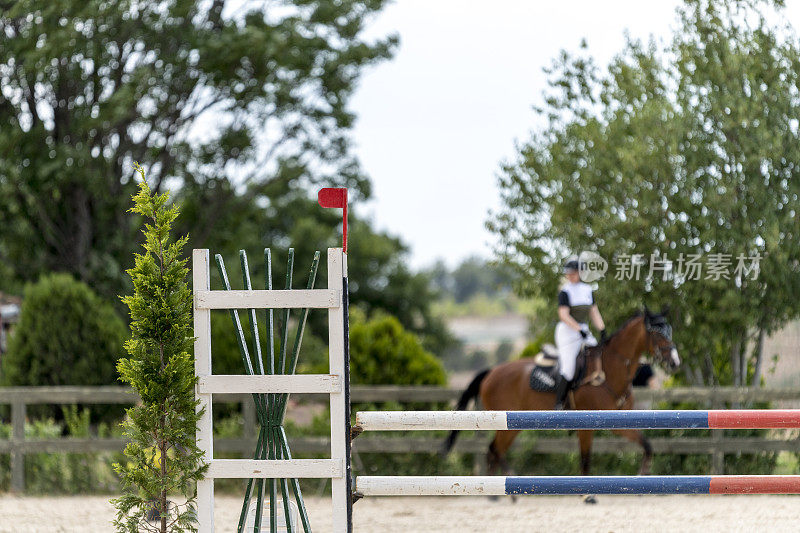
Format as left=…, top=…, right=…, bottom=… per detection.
left=318, top=187, right=347, bottom=209
left=318, top=188, right=348, bottom=252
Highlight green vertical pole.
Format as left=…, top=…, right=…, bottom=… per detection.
left=217, top=249, right=318, bottom=533
left=265, top=249, right=276, bottom=533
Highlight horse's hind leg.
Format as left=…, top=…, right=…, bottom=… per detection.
left=487, top=430, right=520, bottom=475
left=612, top=428, right=653, bottom=475
left=487, top=430, right=520, bottom=501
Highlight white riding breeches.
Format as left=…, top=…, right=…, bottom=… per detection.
left=555, top=322, right=597, bottom=381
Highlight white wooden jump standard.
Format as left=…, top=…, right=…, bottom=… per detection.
left=195, top=289, right=340, bottom=309
left=194, top=248, right=350, bottom=533
left=197, top=374, right=342, bottom=395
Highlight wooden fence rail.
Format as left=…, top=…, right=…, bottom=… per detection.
left=1, top=385, right=799, bottom=492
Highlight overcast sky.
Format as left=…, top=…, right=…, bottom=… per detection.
left=349, top=0, right=799, bottom=270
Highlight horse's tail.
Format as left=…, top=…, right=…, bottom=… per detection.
left=440, top=368, right=491, bottom=456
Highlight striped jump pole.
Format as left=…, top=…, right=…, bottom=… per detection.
left=355, top=475, right=800, bottom=496
left=353, top=409, right=800, bottom=432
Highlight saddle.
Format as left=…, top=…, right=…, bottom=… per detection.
left=528, top=344, right=595, bottom=393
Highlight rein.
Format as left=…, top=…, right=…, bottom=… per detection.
left=577, top=336, right=638, bottom=409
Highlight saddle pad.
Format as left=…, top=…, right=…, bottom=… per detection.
left=529, top=347, right=590, bottom=393
left=529, top=356, right=560, bottom=392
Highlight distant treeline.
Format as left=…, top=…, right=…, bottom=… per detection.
left=425, top=257, right=516, bottom=304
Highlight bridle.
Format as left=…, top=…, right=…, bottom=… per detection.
left=645, top=316, right=676, bottom=364
left=578, top=314, right=676, bottom=408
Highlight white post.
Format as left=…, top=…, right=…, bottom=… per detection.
left=328, top=248, right=349, bottom=532
left=194, top=249, right=214, bottom=533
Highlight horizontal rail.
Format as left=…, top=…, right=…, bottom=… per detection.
left=340, top=435, right=800, bottom=455
left=0, top=386, right=139, bottom=404
left=197, top=374, right=341, bottom=394
left=354, top=410, right=800, bottom=431
left=4, top=434, right=800, bottom=456
left=348, top=385, right=800, bottom=403
left=206, top=459, right=343, bottom=479
left=194, top=289, right=340, bottom=310
left=355, top=475, right=800, bottom=496
left=1, top=385, right=800, bottom=405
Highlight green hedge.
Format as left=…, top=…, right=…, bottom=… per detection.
left=2, top=273, right=128, bottom=388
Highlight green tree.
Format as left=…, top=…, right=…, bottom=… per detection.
left=346, top=219, right=452, bottom=354
left=1, top=273, right=127, bottom=389
left=203, top=193, right=453, bottom=356
left=112, top=168, right=205, bottom=532
left=0, top=1, right=453, bottom=357
left=489, top=0, right=800, bottom=386
left=0, top=0, right=395, bottom=299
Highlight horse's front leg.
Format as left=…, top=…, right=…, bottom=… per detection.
left=612, top=428, right=653, bottom=475
left=577, top=430, right=597, bottom=504
left=577, top=429, right=593, bottom=475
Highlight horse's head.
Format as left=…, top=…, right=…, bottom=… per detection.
left=643, top=305, right=680, bottom=371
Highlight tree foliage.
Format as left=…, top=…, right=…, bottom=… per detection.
left=112, top=167, right=205, bottom=532
left=0, top=0, right=395, bottom=299
left=1, top=273, right=127, bottom=389
left=202, top=193, right=454, bottom=356
left=0, top=0, right=451, bottom=356
left=489, top=0, right=800, bottom=386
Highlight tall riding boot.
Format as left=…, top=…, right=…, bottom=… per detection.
left=554, top=377, right=570, bottom=410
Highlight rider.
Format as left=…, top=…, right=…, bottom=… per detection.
left=554, top=256, right=606, bottom=409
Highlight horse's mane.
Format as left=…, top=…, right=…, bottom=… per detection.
left=602, top=311, right=644, bottom=346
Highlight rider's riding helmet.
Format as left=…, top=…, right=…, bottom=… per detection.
left=563, top=256, right=580, bottom=274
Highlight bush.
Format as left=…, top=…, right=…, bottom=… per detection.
left=349, top=309, right=446, bottom=386
left=2, top=273, right=128, bottom=387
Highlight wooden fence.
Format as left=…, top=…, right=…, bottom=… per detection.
left=2, top=385, right=799, bottom=492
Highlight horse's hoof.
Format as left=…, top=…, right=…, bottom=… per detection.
left=582, top=494, right=598, bottom=504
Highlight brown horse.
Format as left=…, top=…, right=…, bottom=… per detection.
left=443, top=307, right=680, bottom=481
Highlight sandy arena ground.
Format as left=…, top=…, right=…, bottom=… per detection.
left=0, top=494, right=799, bottom=532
